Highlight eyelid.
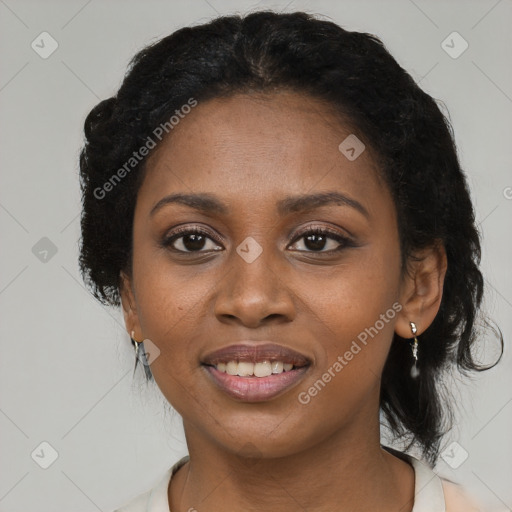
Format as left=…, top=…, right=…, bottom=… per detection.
left=290, top=223, right=353, bottom=242
left=162, top=222, right=355, bottom=254
left=162, top=224, right=223, bottom=242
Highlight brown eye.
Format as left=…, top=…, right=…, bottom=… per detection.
left=289, top=227, right=352, bottom=253
left=162, top=227, right=223, bottom=253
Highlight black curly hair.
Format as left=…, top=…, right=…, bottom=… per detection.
left=78, top=10, right=502, bottom=465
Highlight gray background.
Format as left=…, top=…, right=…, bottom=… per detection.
left=0, top=0, right=511, bottom=510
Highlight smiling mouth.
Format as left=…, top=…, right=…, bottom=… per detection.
left=201, top=343, right=312, bottom=402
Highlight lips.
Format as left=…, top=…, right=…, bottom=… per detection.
left=201, top=342, right=311, bottom=402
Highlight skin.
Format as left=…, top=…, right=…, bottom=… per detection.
left=120, top=90, right=447, bottom=512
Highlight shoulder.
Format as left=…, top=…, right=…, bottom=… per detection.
left=112, top=456, right=190, bottom=512
left=388, top=448, right=484, bottom=512
left=113, top=486, right=155, bottom=512
left=442, top=479, right=484, bottom=512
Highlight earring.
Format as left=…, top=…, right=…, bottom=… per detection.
left=409, top=322, right=420, bottom=378
left=129, top=331, right=153, bottom=380
left=131, top=330, right=142, bottom=360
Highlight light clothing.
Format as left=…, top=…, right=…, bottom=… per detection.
left=113, top=452, right=483, bottom=511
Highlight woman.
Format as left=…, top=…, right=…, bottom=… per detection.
left=78, top=10, right=502, bottom=511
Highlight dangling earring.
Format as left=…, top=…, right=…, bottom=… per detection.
left=130, top=331, right=153, bottom=380
left=409, top=322, right=420, bottom=378
left=131, top=330, right=142, bottom=360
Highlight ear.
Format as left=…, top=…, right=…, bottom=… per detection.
left=395, top=241, right=448, bottom=338
left=120, top=270, right=143, bottom=340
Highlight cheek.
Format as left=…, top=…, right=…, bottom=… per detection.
left=301, top=244, right=402, bottom=381
left=290, top=283, right=399, bottom=435
left=132, top=237, right=216, bottom=331
left=129, top=250, right=218, bottom=392
left=131, top=265, right=209, bottom=414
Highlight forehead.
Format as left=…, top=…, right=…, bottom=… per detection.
left=138, top=91, right=387, bottom=216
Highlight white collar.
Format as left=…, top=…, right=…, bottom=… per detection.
left=405, top=453, right=446, bottom=511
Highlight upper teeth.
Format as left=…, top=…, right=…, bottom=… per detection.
left=215, top=361, right=294, bottom=377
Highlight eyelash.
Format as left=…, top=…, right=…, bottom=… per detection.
left=161, top=225, right=353, bottom=254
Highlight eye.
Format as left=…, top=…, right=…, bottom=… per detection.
left=162, top=224, right=353, bottom=254
left=162, top=226, right=223, bottom=253
left=288, top=225, right=352, bottom=253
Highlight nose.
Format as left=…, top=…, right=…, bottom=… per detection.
left=213, top=243, right=296, bottom=328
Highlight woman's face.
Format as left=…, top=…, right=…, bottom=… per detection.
left=122, top=91, right=407, bottom=458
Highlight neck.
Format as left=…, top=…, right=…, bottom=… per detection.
left=169, top=419, right=415, bottom=512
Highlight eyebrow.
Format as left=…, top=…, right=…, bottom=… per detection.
left=150, top=191, right=369, bottom=219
